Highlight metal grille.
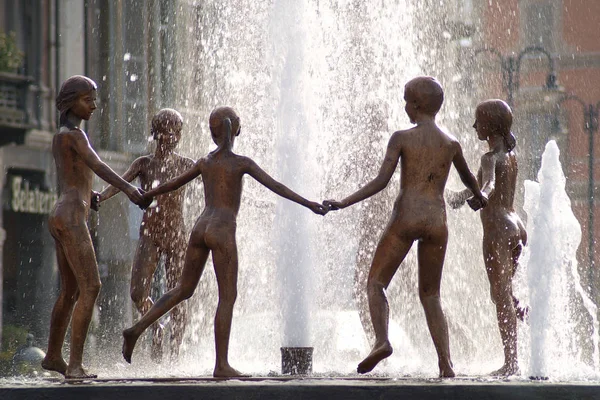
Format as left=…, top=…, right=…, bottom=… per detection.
left=0, top=73, right=30, bottom=128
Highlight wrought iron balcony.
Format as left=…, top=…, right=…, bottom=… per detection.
left=0, top=72, right=34, bottom=130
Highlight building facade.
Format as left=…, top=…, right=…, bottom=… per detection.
left=0, top=0, right=598, bottom=373
left=0, top=0, right=176, bottom=365
left=468, top=0, right=600, bottom=302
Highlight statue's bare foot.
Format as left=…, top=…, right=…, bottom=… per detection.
left=65, top=365, right=97, bottom=379
left=41, top=356, right=67, bottom=375
left=439, top=360, right=455, bottom=378
left=490, top=363, right=519, bottom=377
left=357, top=341, right=393, bottom=374
left=122, top=328, right=140, bottom=364
left=213, top=365, right=250, bottom=378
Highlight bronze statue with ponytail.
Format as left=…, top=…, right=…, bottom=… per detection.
left=55, top=75, right=97, bottom=128
left=447, top=98, right=527, bottom=377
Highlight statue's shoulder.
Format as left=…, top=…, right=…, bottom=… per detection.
left=56, top=126, right=90, bottom=148
left=57, top=125, right=84, bottom=137
left=435, top=125, right=458, bottom=142
left=389, top=128, right=411, bottom=147
left=174, top=153, right=195, bottom=169
left=134, top=154, right=153, bottom=167
left=480, top=151, right=497, bottom=168
left=389, top=129, right=404, bottom=140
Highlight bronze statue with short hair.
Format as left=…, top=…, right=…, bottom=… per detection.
left=99, top=108, right=195, bottom=361
left=325, top=77, right=487, bottom=378
left=122, top=106, right=327, bottom=377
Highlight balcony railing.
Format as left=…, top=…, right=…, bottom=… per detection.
left=0, top=72, right=34, bottom=130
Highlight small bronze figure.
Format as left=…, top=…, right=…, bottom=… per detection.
left=122, top=106, right=327, bottom=377
left=42, top=76, right=146, bottom=379
left=325, top=77, right=487, bottom=378
left=99, top=109, right=195, bottom=361
left=447, top=99, right=527, bottom=376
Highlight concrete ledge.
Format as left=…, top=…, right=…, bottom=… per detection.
left=1, top=378, right=599, bottom=400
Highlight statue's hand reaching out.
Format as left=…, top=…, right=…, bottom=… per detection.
left=140, top=192, right=154, bottom=210
left=308, top=201, right=328, bottom=215
left=90, top=191, right=100, bottom=212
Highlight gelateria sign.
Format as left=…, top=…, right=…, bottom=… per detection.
left=9, top=175, right=57, bottom=214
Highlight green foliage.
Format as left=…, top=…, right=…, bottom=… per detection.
left=0, top=31, right=24, bottom=72
left=1, top=324, right=28, bottom=352
left=0, top=351, right=12, bottom=376
left=0, top=324, right=28, bottom=377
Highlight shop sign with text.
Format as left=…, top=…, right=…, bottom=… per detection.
left=8, top=175, right=57, bottom=214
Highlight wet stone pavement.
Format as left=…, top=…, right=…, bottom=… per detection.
left=1, top=375, right=599, bottom=400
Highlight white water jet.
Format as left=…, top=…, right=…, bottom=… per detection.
left=270, top=0, right=314, bottom=348
left=168, top=0, right=424, bottom=375
left=85, top=2, right=600, bottom=380
left=522, top=140, right=599, bottom=379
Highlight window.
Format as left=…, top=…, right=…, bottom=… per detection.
left=524, top=3, right=555, bottom=51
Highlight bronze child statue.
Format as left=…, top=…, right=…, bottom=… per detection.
left=325, top=76, right=487, bottom=378
left=98, top=108, right=195, bottom=361
left=447, top=99, right=527, bottom=376
left=122, top=106, right=327, bottom=377
left=42, top=75, right=146, bottom=379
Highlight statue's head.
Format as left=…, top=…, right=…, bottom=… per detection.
left=56, top=75, right=97, bottom=125
left=209, top=106, right=240, bottom=147
left=152, top=108, right=184, bottom=147
left=404, top=76, right=444, bottom=122
left=474, top=99, right=515, bottom=151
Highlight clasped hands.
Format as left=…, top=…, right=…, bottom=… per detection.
left=307, top=199, right=345, bottom=216
left=91, top=190, right=343, bottom=216
left=447, top=190, right=488, bottom=212
left=90, top=188, right=153, bottom=212
left=466, top=193, right=488, bottom=211
left=322, top=199, right=344, bottom=211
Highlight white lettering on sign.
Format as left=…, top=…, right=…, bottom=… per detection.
left=10, top=176, right=57, bottom=214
